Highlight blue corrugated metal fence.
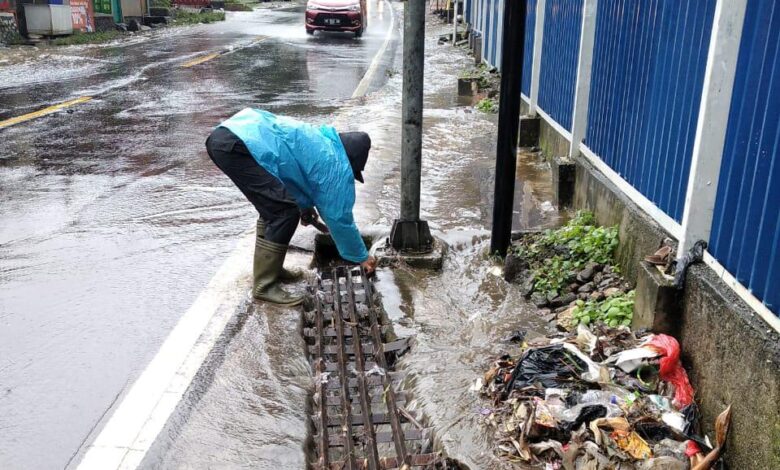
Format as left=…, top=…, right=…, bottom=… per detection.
left=710, top=0, right=780, bottom=313
left=585, top=0, right=715, bottom=222
left=462, top=0, right=779, bottom=315
left=521, top=0, right=536, bottom=96
left=537, top=0, right=582, bottom=132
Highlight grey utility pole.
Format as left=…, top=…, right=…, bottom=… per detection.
left=390, top=0, right=433, bottom=252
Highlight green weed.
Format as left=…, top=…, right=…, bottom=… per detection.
left=514, top=211, right=619, bottom=298
left=572, top=290, right=635, bottom=327
left=476, top=97, right=498, bottom=113
left=51, top=30, right=123, bottom=46
left=173, top=10, right=226, bottom=25
left=225, top=2, right=254, bottom=11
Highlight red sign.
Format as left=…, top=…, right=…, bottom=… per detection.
left=70, top=0, right=94, bottom=32
left=0, top=0, right=14, bottom=13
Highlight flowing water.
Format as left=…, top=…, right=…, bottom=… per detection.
left=0, top=4, right=395, bottom=468
left=1, top=5, right=564, bottom=469
left=143, top=15, right=565, bottom=470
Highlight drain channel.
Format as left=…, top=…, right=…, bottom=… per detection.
left=304, top=266, right=443, bottom=469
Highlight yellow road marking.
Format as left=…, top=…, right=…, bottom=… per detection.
left=181, top=52, right=221, bottom=68
left=0, top=96, right=93, bottom=130
left=180, top=36, right=268, bottom=68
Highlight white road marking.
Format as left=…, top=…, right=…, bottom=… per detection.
left=352, top=0, right=396, bottom=98
left=77, top=234, right=254, bottom=470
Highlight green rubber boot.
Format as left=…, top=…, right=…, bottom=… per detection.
left=256, top=218, right=303, bottom=282
left=253, top=237, right=304, bottom=306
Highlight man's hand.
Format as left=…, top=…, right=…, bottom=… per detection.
left=300, top=208, right=318, bottom=226
left=361, top=256, right=378, bottom=275
left=301, top=208, right=329, bottom=233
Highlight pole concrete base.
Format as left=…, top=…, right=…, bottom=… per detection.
left=518, top=115, right=540, bottom=147
left=389, top=219, right=433, bottom=253
left=377, top=234, right=446, bottom=270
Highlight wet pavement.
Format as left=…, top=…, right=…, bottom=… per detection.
left=0, top=3, right=396, bottom=469
left=141, top=14, right=566, bottom=470
left=1, top=4, right=568, bottom=469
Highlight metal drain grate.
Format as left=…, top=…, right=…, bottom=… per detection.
left=305, top=266, right=443, bottom=470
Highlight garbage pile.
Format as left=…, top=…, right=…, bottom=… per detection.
left=479, top=325, right=731, bottom=469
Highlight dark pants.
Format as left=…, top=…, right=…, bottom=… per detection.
left=206, top=126, right=300, bottom=245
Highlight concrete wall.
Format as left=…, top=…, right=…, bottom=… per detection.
left=573, top=158, right=668, bottom=285
left=0, top=12, right=19, bottom=45
left=538, top=118, right=570, bottom=163
left=567, top=150, right=780, bottom=469
left=519, top=109, right=569, bottom=163
left=680, top=265, right=780, bottom=469
left=519, top=102, right=570, bottom=164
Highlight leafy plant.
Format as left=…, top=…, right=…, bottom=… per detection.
left=225, top=2, right=253, bottom=10
left=476, top=97, right=497, bottom=113
left=512, top=211, right=619, bottom=297
left=531, top=256, right=576, bottom=298
left=51, top=30, right=123, bottom=46
left=572, top=290, right=635, bottom=327
left=538, top=211, right=618, bottom=265
left=458, top=68, right=477, bottom=79
left=173, top=10, right=226, bottom=25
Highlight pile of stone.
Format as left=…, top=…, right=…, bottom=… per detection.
left=506, top=252, right=633, bottom=328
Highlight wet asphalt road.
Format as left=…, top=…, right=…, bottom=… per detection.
left=0, top=4, right=395, bottom=468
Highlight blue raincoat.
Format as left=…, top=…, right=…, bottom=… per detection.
left=219, top=108, right=368, bottom=263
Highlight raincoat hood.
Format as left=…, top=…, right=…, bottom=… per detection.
left=338, top=131, right=371, bottom=183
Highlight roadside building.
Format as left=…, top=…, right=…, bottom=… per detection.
left=71, top=0, right=94, bottom=31
left=0, top=0, right=20, bottom=44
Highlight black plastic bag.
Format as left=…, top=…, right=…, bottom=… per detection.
left=502, top=344, right=589, bottom=399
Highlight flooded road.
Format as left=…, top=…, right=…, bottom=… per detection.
left=142, top=15, right=565, bottom=470
left=1, top=4, right=567, bottom=468
left=0, top=4, right=396, bottom=468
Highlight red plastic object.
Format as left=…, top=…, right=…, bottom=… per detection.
left=685, top=439, right=701, bottom=457
left=646, top=334, right=694, bottom=409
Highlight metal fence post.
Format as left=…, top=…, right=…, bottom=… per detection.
left=496, top=0, right=504, bottom=70
left=452, top=0, right=458, bottom=45
left=678, top=0, right=747, bottom=257
left=482, top=0, right=490, bottom=62
left=528, top=0, right=545, bottom=114
left=569, top=0, right=597, bottom=157
left=490, top=0, right=527, bottom=256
